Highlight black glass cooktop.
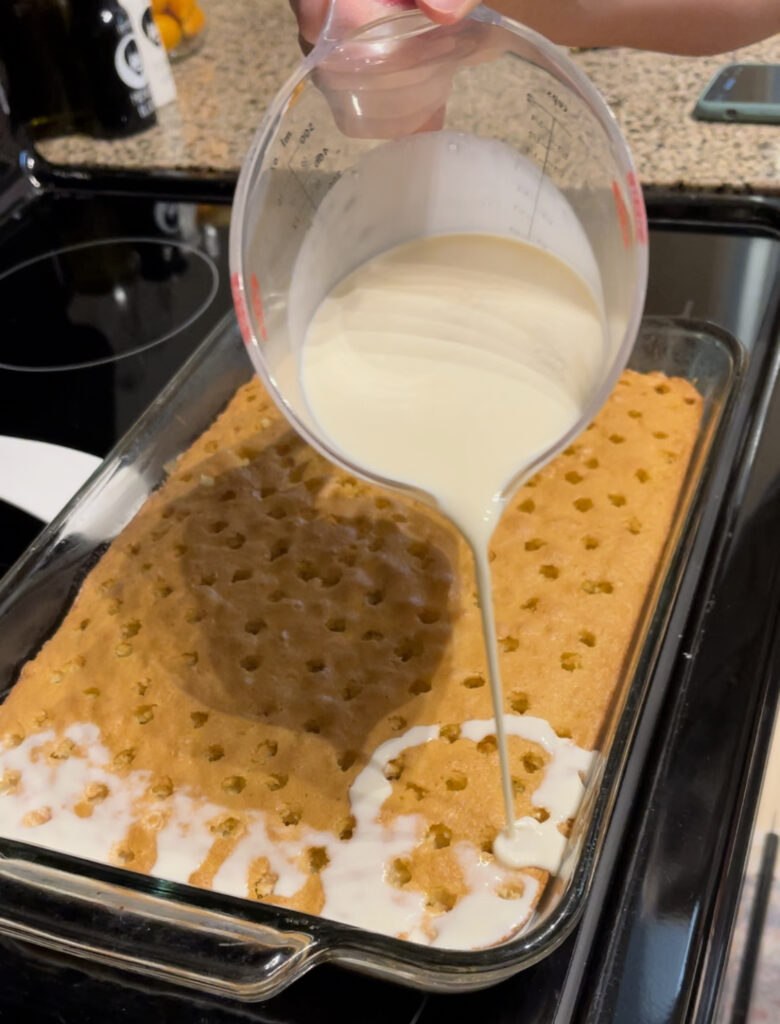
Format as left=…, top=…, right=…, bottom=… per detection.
left=0, top=190, right=233, bottom=576
left=0, top=237, right=218, bottom=370
left=0, top=188, right=779, bottom=1024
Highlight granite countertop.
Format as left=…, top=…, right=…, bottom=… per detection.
left=37, top=0, right=780, bottom=194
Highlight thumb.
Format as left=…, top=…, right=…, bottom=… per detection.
left=416, top=0, right=480, bottom=25
left=288, top=0, right=330, bottom=46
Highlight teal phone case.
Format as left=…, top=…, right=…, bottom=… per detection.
left=693, top=64, right=780, bottom=125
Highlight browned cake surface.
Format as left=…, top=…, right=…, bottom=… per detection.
left=0, top=369, right=702, bottom=927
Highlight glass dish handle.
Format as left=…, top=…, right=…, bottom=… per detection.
left=0, top=848, right=319, bottom=1000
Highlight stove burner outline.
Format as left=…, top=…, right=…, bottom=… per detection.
left=0, top=236, right=220, bottom=372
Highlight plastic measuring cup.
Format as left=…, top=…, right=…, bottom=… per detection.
left=229, top=5, right=648, bottom=507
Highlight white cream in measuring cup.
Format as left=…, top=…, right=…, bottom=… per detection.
left=301, top=230, right=605, bottom=868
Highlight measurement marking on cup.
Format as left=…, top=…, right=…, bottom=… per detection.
left=526, top=94, right=572, bottom=136
left=287, top=162, right=317, bottom=213
left=529, top=110, right=555, bottom=237
left=282, top=124, right=320, bottom=215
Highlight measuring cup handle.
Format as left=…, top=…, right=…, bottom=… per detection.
left=316, top=0, right=416, bottom=47
left=319, top=0, right=353, bottom=44
left=304, top=0, right=493, bottom=138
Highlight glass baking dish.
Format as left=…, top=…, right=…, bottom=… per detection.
left=0, top=313, right=743, bottom=1000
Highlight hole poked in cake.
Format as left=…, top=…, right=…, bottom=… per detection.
left=497, top=880, right=526, bottom=901
left=383, top=756, right=405, bottom=781
left=445, top=772, right=468, bottom=791
left=462, top=674, right=485, bottom=690
left=279, top=805, right=302, bottom=827
left=508, top=691, right=530, bottom=714
left=0, top=769, right=21, bottom=795
left=337, top=750, right=359, bottom=771
left=253, top=738, right=278, bottom=759
left=406, top=781, right=428, bottom=801
left=425, top=888, right=457, bottom=914
left=427, top=823, right=453, bottom=849
left=308, top=846, right=330, bottom=873
left=362, top=630, right=384, bottom=642
left=395, top=636, right=424, bottom=662
left=338, top=815, right=357, bottom=840
left=417, top=608, right=440, bottom=625
left=250, top=857, right=279, bottom=899
left=386, top=857, right=412, bottom=888
left=582, top=579, right=614, bottom=595
left=209, top=815, right=244, bottom=840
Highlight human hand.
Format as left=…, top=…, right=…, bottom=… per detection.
left=288, top=0, right=491, bottom=138
left=290, top=0, right=470, bottom=49
left=291, top=0, right=780, bottom=59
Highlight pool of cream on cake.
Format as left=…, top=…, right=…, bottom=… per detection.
left=301, top=231, right=606, bottom=870
left=0, top=716, right=593, bottom=948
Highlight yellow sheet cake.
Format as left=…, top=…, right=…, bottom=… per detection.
left=0, top=369, right=702, bottom=948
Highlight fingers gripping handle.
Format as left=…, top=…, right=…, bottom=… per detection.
left=316, top=0, right=417, bottom=48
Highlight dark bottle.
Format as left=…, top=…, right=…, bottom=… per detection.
left=0, top=0, right=88, bottom=140
left=71, top=0, right=157, bottom=139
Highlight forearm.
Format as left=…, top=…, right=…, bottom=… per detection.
left=500, top=0, right=780, bottom=56
left=422, top=0, right=780, bottom=55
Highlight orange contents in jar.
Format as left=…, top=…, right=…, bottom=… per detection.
left=154, top=0, right=206, bottom=50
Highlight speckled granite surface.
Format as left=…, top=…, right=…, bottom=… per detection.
left=37, top=0, right=779, bottom=194
left=575, top=41, right=780, bottom=194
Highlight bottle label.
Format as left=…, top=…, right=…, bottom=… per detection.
left=130, top=89, right=155, bottom=119
left=114, top=34, right=148, bottom=91
left=141, top=7, right=163, bottom=48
